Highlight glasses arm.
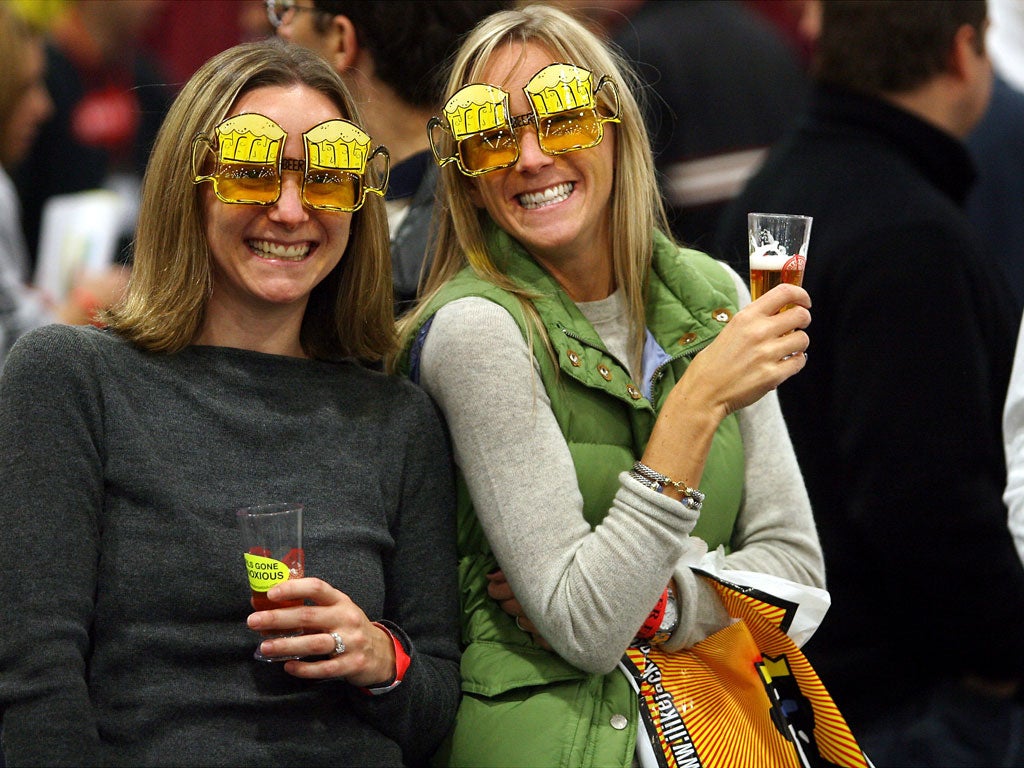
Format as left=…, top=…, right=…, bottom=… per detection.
left=265, top=0, right=283, bottom=29
left=594, top=76, right=621, bottom=123
left=191, top=134, right=216, bottom=183
left=427, top=116, right=460, bottom=168
left=364, top=145, right=391, bottom=198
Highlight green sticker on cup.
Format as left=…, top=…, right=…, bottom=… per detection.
left=244, top=552, right=292, bottom=592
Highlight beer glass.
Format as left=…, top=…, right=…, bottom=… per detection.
left=237, top=502, right=305, bottom=662
left=747, top=212, right=812, bottom=303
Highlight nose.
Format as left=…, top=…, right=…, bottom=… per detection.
left=514, top=125, right=554, bottom=174
left=268, top=172, right=309, bottom=226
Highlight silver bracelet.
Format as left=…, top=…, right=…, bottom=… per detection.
left=632, top=461, right=705, bottom=512
left=628, top=469, right=662, bottom=492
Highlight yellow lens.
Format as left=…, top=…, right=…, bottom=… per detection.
left=538, top=110, right=602, bottom=154
left=303, top=170, right=361, bottom=211
left=215, top=162, right=279, bottom=204
left=459, top=127, right=518, bottom=173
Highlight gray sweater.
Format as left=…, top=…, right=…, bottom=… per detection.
left=0, top=325, right=460, bottom=767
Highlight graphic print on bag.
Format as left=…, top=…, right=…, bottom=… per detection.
left=620, top=572, right=871, bottom=768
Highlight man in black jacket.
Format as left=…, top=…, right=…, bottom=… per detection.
left=716, top=3, right=1024, bottom=765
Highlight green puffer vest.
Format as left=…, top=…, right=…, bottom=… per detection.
left=399, top=224, right=744, bottom=768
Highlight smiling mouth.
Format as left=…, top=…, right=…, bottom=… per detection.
left=248, top=240, right=311, bottom=261
left=518, top=182, right=574, bottom=210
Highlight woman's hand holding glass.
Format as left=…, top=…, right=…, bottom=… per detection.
left=681, top=282, right=811, bottom=419
left=641, top=283, right=810, bottom=499
left=246, top=577, right=398, bottom=687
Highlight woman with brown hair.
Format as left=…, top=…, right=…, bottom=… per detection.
left=0, top=38, right=459, bottom=766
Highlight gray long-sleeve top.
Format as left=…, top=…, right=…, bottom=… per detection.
left=0, top=324, right=460, bottom=767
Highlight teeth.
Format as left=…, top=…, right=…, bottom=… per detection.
left=519, top=182, right=573, bottom=209
left=248, top=240, right=310, bottom=261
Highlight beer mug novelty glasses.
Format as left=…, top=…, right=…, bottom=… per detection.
left=192, top=113, right=390, bottom=212
left=427, top=63, right=620, bottom=177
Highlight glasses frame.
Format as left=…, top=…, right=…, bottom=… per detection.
left=192, top=117, right=390, bottom=213
left=265, top=0, right=323, bottom=29
left=427, top=65, right=621, bottom=177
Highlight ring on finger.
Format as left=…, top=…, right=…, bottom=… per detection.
left=329, top=631, right=346, bottom=656
left=515, top=615, right=527, bottom=632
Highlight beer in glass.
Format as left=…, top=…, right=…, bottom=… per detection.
left=747, top=212, right=812, bottom=302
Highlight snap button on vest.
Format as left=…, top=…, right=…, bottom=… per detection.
left=567, top=349, right=581, bottom=367
left=626, top=383, right=641, bottom=400
left=609, top=714, right=628, bottom=730
left=597, top=364, right=612, bottom=381
left=678, top=332, right=698, bottom=345
left=712, top=307, right=732, bottom=323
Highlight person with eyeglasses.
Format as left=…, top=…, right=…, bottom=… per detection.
left=265, top=0, right=322, bottom=29
left=267, top=0, right=510, bottom=313
left=390, top=5, right=823, bottom=767
left=0, top=38, right=459, bottom=767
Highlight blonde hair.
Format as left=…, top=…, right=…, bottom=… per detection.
left=105, top=38, right=396, bottom=363
left=395, top=2, right=670, bottom=366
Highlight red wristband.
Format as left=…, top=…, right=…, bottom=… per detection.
left=359, top=622, right=411, bottom=696
left=635, top=587, right=669, bottom=642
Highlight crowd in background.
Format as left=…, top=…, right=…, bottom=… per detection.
left=2, top=1, right=1024, bottom=766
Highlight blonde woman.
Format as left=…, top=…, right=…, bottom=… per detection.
left=0, top=39, right=458, bottom=766
left=393, top=5, right=823, bottom=766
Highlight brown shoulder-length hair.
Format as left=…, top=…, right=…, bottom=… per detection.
left=392, top=3, right=670, bottom=369
left=104, top=37, right=396, bottom=363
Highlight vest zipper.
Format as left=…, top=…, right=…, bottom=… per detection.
left=559, top=323, right=718, bottom=400
left=557, top=325, right=634, bottom=376
left=649, top=338, right=715, bottom=395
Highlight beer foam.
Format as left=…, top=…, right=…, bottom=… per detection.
left=305, top=121, right=370, bottom=171
left=749, top=246, right=793, bottom=270
left=525, top=63, right=595, bottom=114
left=443, top=84, right=509, bottom=138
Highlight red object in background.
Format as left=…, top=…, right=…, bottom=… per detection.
left=143, top=0, right=274, bottom=91
left=71, top=85, right=140, bottom=151
left=743, top=0, right=816, bottom=66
